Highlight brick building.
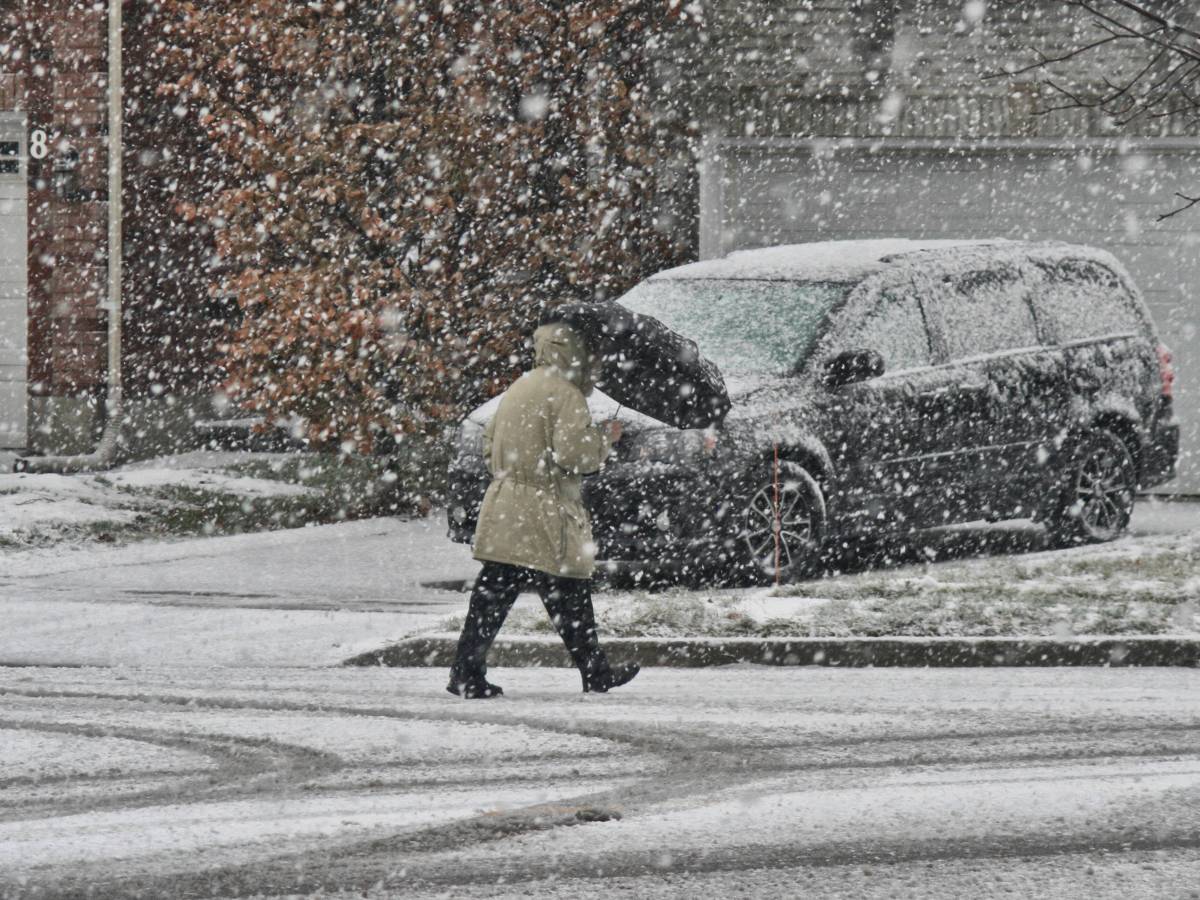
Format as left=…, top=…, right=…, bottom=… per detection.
left=1, top=0, right=220, bottom=458
left=0, top=1, right=110, bottom=453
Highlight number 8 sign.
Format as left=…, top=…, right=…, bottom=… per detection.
left=30, top=129, right=48, bottom=160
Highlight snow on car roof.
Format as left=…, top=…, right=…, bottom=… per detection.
left=651, top=239, right=1008, bottom=282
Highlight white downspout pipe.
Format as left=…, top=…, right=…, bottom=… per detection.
left=15, top=0, right=123, bottom=473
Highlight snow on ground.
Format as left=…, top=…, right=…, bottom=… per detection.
left=106, top=451, right=314, bottom=497
left=3, top=484, right=1199, bottom=668
left=2, top=665, right=1199, bottom=897
left=0, top=729, right=217, bottom=782
left=0, top=782, right=603, bottom=874
left=381, top=849, right=1200, bottom=900
left=0, top=517, right=477, bottom=667
left=481, top=500, right=1200, bottom=640
left=0, top=513, right=471, bottom=587
left=0, top=472, right=153, bottom=537
left=0, top=451, right=315, bottom=545
left=0, top=701, right=620, bottom=767
left=0, top=598, right=431, bottom=667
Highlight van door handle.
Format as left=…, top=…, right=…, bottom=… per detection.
left=916, top=387, right=955, bottom=408
left=918, top=383, right=987, bottom=400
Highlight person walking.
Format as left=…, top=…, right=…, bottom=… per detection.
left=448, top=321, right=640, bottom=699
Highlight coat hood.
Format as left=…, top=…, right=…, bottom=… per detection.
left=533, top=323, right=599, bottom=396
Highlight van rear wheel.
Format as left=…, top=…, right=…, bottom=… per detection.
left=1044, top=429, right=1136, bottom=546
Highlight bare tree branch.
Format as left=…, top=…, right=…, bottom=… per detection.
left=1158, top=192, right=1200, bottom=220
left=998, top=1, right=1200, bottom=214
left=1106, top=0, right=1200, bottom=43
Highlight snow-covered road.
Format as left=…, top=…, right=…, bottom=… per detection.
left=2, top=666, right=1199, bottom=898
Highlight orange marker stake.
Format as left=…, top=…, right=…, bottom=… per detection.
left=773, top=441, right=781, bottom=586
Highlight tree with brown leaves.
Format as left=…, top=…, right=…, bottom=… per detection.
left=151, top=1, right=693, bottom=452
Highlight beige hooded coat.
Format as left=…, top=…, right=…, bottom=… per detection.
left=472, top=323, right=615, bottom=579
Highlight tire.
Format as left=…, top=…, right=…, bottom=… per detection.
left=733, top=459, right=827, bottom=585
left=1044, top=429, right=1137, bottom=546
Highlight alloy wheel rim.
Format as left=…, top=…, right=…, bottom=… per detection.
left=1074, top=445, right=1133, bottom=540
left=743, top=479, right=814, bottom=572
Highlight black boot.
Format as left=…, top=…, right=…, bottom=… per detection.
left=583, top=661, right=640, bottom=694
left=447, top=564, right=523, bottom=699
left=446, top=674, right=504, bottom=699
left=542, top=577, right=640, bottom=694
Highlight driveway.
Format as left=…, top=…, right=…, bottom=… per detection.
left=0, top=518, right=477, bottom=667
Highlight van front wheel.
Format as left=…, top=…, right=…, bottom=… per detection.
left=736, top=460, right=827, bottom=584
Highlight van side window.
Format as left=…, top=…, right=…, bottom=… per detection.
left=853, top=291, right=932, bottom=372
left=1032, top=260, right=1142, bottom=342
left=933, top=265, right=1040, bottom=360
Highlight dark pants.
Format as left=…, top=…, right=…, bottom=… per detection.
left=449, top=561, right=610, bottom=687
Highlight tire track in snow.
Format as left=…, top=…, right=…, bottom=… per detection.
left=0, top=718, right=343, bottom=822
left=22, top=739, right=1200, bottom=899
left=4, top=676, right=1200, bottom=899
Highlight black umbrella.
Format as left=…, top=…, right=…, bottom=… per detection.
left=540, top=302, right=730, bottom=429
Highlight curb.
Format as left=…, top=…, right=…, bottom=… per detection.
left=345, top=634, right=1200, bottom=669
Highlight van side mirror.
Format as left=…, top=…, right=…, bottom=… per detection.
left=823, top=349, right=885, bottom=388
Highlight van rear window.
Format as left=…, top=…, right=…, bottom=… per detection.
left=1033, top=260, right=1143, bottom=342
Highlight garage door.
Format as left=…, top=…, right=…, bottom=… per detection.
left=0, top=113, right=26, bottom=448
left=702, top=137, right=1200, bottom=494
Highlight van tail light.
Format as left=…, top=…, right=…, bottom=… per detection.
left=1157, top=343, right=1175, bottom=399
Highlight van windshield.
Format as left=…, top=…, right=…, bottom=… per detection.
left=618, top=278, right=852, bottom=375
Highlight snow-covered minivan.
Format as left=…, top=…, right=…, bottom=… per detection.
left=447, top=240, right=1180, bottom=584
